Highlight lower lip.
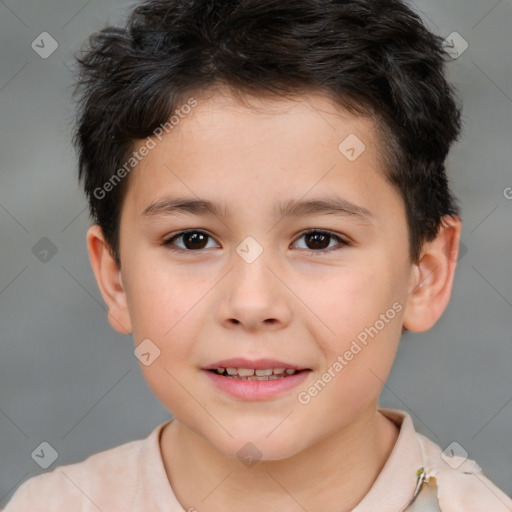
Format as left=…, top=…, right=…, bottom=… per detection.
left=203, top=369, right=311, bottom=400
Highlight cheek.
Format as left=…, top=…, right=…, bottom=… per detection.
left=309, top=262, right=394, bottom=341
left=127, top=261, right=205, bottom=414
left=304, top=259, right=403, bottom=402
left=124, top=258, right=207, bottom=396
left=125, top=255, right=201, bottom=338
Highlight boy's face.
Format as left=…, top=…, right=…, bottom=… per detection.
left=103, top=88, right=418, bottom=458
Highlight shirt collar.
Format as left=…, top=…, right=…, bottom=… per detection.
left=137, top=408, right=425, bottom=511
left=351, top=408, right=426, bottom=512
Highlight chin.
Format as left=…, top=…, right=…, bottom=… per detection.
left=206, top=424, right=308, bottom=463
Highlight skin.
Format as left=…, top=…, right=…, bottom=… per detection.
left=87, top=86, right=462, bottom=512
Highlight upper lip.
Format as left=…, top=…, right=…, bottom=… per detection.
left=203, top=358, right=309, bottom=371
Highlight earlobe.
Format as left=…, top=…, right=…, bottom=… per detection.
left=402, top=216, right=462, bottom=332
left=86, top=224, right=133, bottom=335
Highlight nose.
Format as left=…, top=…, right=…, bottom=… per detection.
left=216, top=251, right=292, bottom=332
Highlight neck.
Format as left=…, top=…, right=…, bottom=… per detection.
left=160, top=403, right=399, bottom=512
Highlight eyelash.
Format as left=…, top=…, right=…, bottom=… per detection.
left=162, top=228, right=349, bottom=255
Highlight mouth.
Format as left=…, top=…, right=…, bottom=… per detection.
left=207, top=367, right=305, bottom=380
left=202, top=358, right=312, bottom=400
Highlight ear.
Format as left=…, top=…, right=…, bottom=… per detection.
left=402, top=215, right=462, bottom=332
left=86, top=224, right=133, bottom=335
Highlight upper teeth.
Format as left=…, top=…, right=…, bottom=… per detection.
left=216, top=367, right=297, bottom=377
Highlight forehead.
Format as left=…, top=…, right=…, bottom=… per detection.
left=176, top=87, right=377, bottom=146
left=123, top=88, right=394, bottom=220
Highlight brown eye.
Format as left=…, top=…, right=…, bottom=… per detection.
left=163, top=230, right=218, bottom=252
left=162, top=229, right=348, bottom=255
left=294, top=229, right=349, bottom=254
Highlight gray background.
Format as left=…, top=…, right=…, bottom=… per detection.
left=1, top=0, right=511, bottom=506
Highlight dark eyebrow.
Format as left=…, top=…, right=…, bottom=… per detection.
left=142, top=197, right=232, bottom=219
left=274, top=196, right=373, bottom=222
left=142, top=195, right=374, bottom=222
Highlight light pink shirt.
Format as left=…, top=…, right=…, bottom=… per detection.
left=3, top=408, right=511, bottom=511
